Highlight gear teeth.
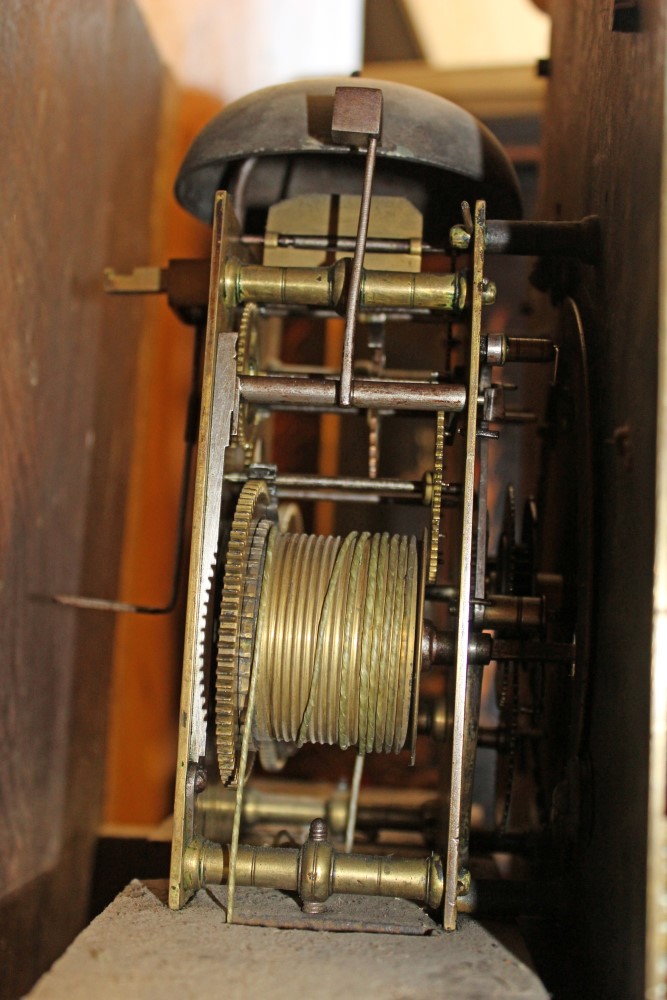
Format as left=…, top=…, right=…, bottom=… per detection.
left=195, top=559, right=217, bottom=725
left=428, top=411, right=446, bottom=583
left=215, top=480, right=273, bottom=784
left=231, top=303, right=259, bottom=466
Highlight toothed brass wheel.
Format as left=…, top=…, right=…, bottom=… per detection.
left=216, top=480, right=275, bottom=785
left=428, top=410, right=446, bottom=583
left=216, top=483, right=424, bottom=784
left=232, top=303, right=262, bottom=467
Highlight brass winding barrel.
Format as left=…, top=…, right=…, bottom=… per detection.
left=253, top=529, right=419, bottom=754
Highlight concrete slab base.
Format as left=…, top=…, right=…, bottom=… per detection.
left=27, top=880, right=549, bottom=999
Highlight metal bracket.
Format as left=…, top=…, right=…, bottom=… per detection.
left=444, top=200, right=486, bottom=931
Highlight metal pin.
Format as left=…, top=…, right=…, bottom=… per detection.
left=340, top=136, right=379, bottom=406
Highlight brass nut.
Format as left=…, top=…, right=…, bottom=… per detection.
left=298, top=823, right=334, bottom=906
left=457, top=869, right=471, bottom=897
left=182, top=839, right=204, bottom=892
left=427, top=855, right=445, bottom=910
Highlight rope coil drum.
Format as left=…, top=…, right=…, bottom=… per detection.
left=253, top=528, right=419, bottom=754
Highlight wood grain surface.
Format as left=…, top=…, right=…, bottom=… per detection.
left=0, top=2, right=164, bottom=995
left=537, top=3, right=665, bottom=997
left=102, top=89, right=217, bottom=827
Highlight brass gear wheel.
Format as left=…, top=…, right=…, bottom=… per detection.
left=428, top=410, right=446, bottom=583
left=216, top=479, right=274, bottom=785
left=233, top=303, right=260, bottom=467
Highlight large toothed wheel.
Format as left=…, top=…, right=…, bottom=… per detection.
left=428, top=410, right=446, bottom=583
left=215, top=480, right=274, bottom=785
